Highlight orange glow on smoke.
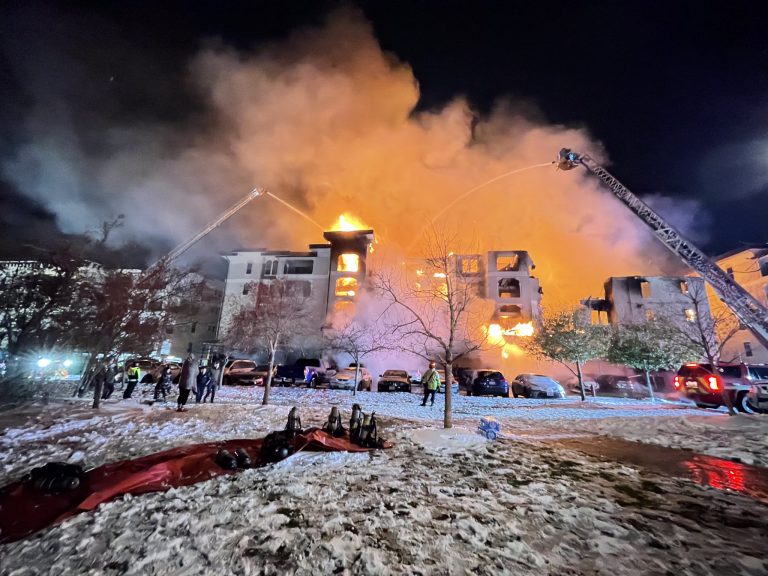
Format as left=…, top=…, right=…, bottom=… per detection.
left=331, top=213, right=369, bottom=232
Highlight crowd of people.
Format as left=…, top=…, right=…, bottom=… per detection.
left=85, top=353, right=223, bottom=412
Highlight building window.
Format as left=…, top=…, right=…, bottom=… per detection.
left=333, top=300, right=354, bottom=317
left=262, top=260, right=278, bottom=277
left=498, top=278, right=521, bottom=299
left=460, top=256, right=480, bottom=276
left=744, top=342, right=754, bottom=357
left=726, top=267, right=734, bottom=279
left=496, top=254, right=520, bottom=272
left=761, top=260, right=768, bottom=277
left=679, top=281, right=689, bottom=294
left=335, top=277, right=358, bottom=297
left=684, top=308, right=696, bottom=322
left=242, top=284, right=249, bottom=295
left=640, top=280, right=652, bottom=299
left=246, top=262, right=253, bottom=274
left=284, top=260, right=314, bottom=274
left=498, top=305, right=522, bottom=322
left=191, top=322, right=197, bottom=334
left=338, top=254, right=360, bottom=273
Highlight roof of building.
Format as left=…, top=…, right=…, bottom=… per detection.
left=714, top=244, right=768, bottom=261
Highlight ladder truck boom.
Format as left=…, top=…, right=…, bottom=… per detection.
left=556, top=148, right=768, bottom=350
left=149, top=188, right=265, bottom=269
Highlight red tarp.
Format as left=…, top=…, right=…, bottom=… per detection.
left=0, top=429, right=386, bottom=543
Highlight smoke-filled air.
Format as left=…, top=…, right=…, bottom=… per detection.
left=4, top=7, right=680, bottom=304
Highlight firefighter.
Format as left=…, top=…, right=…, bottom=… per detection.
left=123, top=362, right=141, bottom=399
left=420, top=361, right=440, bottom=407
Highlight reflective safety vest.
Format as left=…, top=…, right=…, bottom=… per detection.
left=128, top=366, right=141, bottom=381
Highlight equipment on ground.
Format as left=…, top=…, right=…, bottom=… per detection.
left=349, top=403, right=363, bottom=441
left=214, top=449, right=238, bottom=470
left=24, top=462, right=85, bottom=493
left=322, top=406, right=345, bottom=437
left=556, top=148, right=768, bottom=349
left=285, top=407, right=303, bottom=436
left=478, top=416, right=501, bottom=440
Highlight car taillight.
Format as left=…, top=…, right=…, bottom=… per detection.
left=673, top=376, right=682, bottom=389
left=707, top=376, right=720, bottom=391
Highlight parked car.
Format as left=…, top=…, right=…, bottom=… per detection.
left=275, top=358, right=334, bottom=386
left=253, top=364, right=277, bottom=385
left=564, top=376, right=600, bottom=395
left=466, top=370, right=510, bottom=397
left=594, top=374, right=641, bottom=397
left=408, top=371, right=423, bottom=386
left=223, top=359, right=262, bottom=386
left=511, top=374, right=566, bottom=399
left=329, top=364, right=372, bottom=391
left=674, top=363, right=757, bottom=412
left=377, top=370, right=412, bottom=393
left=746, top=379, right=768, bottom=413
left=436, top=370, right=459, bottom=395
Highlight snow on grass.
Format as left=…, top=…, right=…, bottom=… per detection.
left=2, top=422, right=767, bottom=576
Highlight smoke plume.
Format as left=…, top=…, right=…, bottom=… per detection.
left=3, top=6, right=679, bottom=303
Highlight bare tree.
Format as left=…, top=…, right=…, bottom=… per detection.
left=71, top=260, right=204, bottom=408
left=223, top=280, right=314, bottom=405
left=324, top=317, right=392, bottom=396
left=668, top=281, right=741, bottom=365
left=377, top=228, right=491, bottom=428
left=523, top=308, right=610, bottom=401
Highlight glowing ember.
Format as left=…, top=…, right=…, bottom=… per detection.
left=331, top=213, right=369, bottom=232
left=338, top=253, right=360, bottom=272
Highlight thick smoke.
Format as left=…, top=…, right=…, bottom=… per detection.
left=3, top=7, right=679, bottom=302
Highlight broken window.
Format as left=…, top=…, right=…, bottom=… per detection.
left=246, top=262, right=253, bottom=275
left=744, top=342, right=754, bottom=357
left=499, top=304, right=522, bottom=317
left=262, top=260, right=278, bottom=277
left=284, top=260, right=314, bottom=274
left=496, top=254, right=520, bottom=272
left=460, top=256, right=481, bottom=276
left=639, top=280, right=652, bottom=298
left=335, top=277, right=358, bottom=298
left=338, top=253, right=360, bottom=273
left=679, top=280, right=688, bottom=294
left=333, top=300, right=354, bottom=317
left=684, top=308, right=696, bottom=322
left=498, top=278, right=521, bottom=299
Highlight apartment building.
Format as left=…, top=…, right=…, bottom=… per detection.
left=710, top=246, right=768, bottom=362
left=583, top=275, right=710, bottom=326
left=219, top=230, right=375, bottom=346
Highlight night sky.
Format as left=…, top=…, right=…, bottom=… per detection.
left=1, top=0, right=767, bottom=262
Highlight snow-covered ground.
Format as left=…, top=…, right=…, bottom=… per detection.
left=1, top=385, right=767, bottom=575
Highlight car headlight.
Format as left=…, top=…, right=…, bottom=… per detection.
left=37, top=358, right=51, bottom=368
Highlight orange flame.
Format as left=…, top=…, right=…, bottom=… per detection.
left=339, top=253, right=360, bottom=272
left=335, top=277, right=358, bottom=297
left=331, top=213, right=369, bottom=231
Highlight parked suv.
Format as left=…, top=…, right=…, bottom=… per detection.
left=674, top=363, right=758, bottom=412
left=466, top=370, right=510, bottom=397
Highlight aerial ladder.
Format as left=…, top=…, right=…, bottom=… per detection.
left=555, top=148, right=768, bottom=350
left=152, top=187, right=265, bottom=268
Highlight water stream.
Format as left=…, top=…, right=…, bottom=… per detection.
left=266, top=191, right=326, bottom=232
left=430, top=162, right=552, bottom=226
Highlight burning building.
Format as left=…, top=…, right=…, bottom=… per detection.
left=218, top=228, right=375, bottom=353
